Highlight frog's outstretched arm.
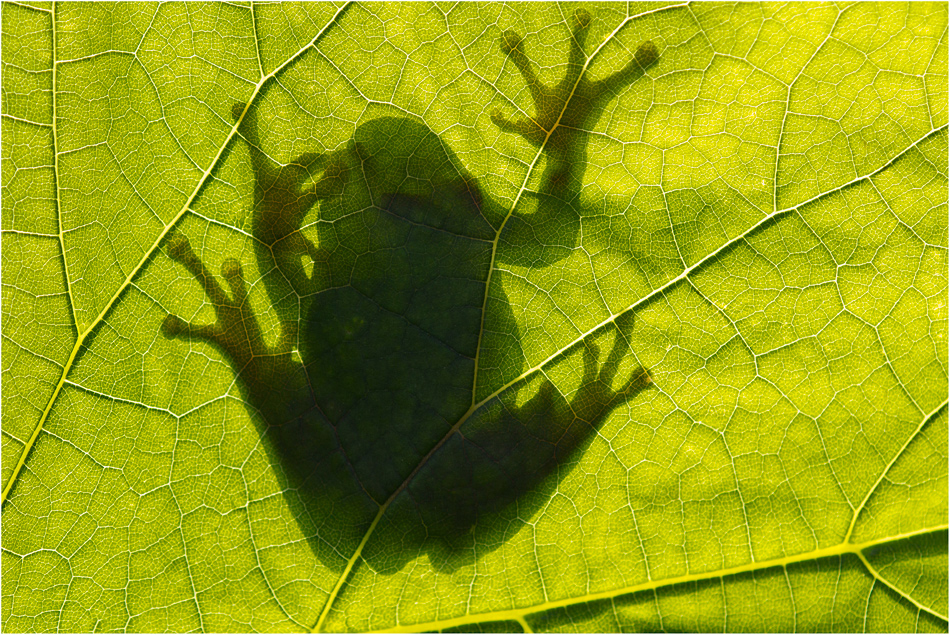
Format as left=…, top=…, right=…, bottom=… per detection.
left=490, top=9, right=659, bottom=194
left=161, top=233, right=281, bottom=366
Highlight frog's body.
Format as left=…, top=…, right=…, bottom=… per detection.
left=253, top=113, right=503, bottom=505
left=162, top=11, right=656, bottom=570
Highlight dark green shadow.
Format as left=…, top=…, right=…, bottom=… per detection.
left=160, top=9, right=658, bottom=574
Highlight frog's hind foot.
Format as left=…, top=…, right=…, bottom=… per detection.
left=571, top=324, right=652, bottom=425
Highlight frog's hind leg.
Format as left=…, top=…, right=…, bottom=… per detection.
left=569, top=318, right=652, bottom=425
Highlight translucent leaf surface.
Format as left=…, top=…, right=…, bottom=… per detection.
left=2, top=2, right=947, bottom=632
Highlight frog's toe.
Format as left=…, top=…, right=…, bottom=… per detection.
left=221, top=258, right=243, bottom=281
left=499, top=30, right=523, bottom=55
left=292, top=151, right=325, bottom=171
left=635, top=40, right=659, bottom=69
left=221, top=258, right=249, bottom=303
left=166, top=233, right=193, bottom=263
left=582, top=342, right=600, bottom=382
left=622, top=366, right=652, bottom=394
left=572, top=8, right=591, bottom=30
left=161, top=314, right=187, bottom=337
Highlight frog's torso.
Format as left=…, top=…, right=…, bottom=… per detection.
left=162, top=12, right=656, bottom=567
left=301, top=119, right=498, bottom=501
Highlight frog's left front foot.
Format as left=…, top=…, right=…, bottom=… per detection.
left=161, top=233, right=290, bottom=366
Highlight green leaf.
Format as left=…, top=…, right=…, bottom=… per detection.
left=2, top=2, right=947, bottom=632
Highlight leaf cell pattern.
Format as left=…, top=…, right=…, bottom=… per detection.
left=1, top=2, right=947, bottom=633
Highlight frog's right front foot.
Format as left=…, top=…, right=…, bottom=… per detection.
left=491, top=8, right=660, bottom=146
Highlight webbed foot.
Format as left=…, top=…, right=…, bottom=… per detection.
left=491, top=8, right=659, bottom=147
left=510, top=317, right=652, bottom=428
left=573, top=331, right=651, bottom=424
left=161, top=232, right=292, bottom=365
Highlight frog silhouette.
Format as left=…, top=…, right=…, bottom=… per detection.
left=161, top=10, right=657, bottom=573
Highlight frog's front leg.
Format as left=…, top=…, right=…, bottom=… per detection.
left=491, top=9, right=658, bottom=195
left=229, top=101, right=334, bottom=302
left=161, top=233, right=295, bottom=377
